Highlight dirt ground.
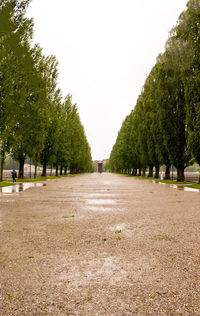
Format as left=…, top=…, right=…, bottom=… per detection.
left=0, top=173, right=200, bottom=315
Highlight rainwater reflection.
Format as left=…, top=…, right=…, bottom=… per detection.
left=86, top=198, right=118, bottom=211
left=86, top=199, right=117, bottom=205
left=87, top=206, right=116, bottom=212
left=0, top=182, right=45, bottom=194
left=151, top=180, right=199, bottom=193
left=170, top=184, right=199, bottom=192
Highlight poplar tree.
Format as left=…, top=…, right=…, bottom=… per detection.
left=176, top=0, right=200, bottom=167
left=0, top=0, right=33, bottom=179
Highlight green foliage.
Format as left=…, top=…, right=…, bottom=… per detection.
left=175, top=0, right=200, bottom=165
left=4, top=156, right=18, bottom=170
left=110, top=0, right=199, bottom=182
left=0, top=1, right=92, bottom=179
left=0, top=182, right=15, bottom=187
left=104, top=159, right=110, bottom=171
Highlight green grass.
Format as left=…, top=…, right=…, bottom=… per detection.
left=15, top=176, right=47, bottom=182
left=13, top=174, right=74, bottom=182
left=3, top=173, right=77, bottom=186
left=0, top=182, right=16, bottom=187
left=117, top=172, right=194, bottom=185
left=134, top=175, right=154, bottom=180
left=123, top=173, right=200, bottom=188
left=185, top=183, right=200, bottom=189
left=154, top=179, right=191, bottom=185
left=117, top=173, right=155, bottom=181
left=115, top=229, right=122, bottom=234
left=116, top=237, right=121, bottom=240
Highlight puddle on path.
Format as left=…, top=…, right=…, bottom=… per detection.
left=85, top=198, right=118, bottom=212
left=115, top=224, right=126, bottom=231
left=86, top=199, right=117, bottom=205
left=87, top=206, right=116, bottom=212
left=85, top=193, right=116, bottom=198
left=86, top=198, right=117, bottom=211
left=109, top=223, right=133, bottom=237
left=70, top=193, right=116, bottom=199
left=170, top=184, right=199, bottom=192
left=152, top=180, right=200, bottom=193
left=0, top=183, right=45, bottom=194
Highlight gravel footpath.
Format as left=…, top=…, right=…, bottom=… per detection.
left=0, top=173, right=200, bottom=315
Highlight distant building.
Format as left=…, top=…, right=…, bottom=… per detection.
left=93, top=160, right=107, bottom=172
left=98, top=161, right=103, bottom=173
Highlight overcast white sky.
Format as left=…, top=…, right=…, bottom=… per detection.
left=26, top=0, right=188, bottom=160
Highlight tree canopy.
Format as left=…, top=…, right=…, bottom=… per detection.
left=0, top=0, right=93, bottom=180
left=110, top=0, right=200, bottom=181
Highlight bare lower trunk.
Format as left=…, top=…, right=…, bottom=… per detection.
left=177, top=167, right=185, bottom=182
left=42, top=161, right=47, bottom=177
left=60, top=166, right=63, bottom=176
left=148, top=165, right=153, bottom=177
left=165, top=164, right=170, bottom=180
left=34, top=164, right=37, bottom=178
left=64, top=167, right=67, bottom=175
left=138, top=169, right=142, bottom=176
left=56, top=164, right=59, bottom=176
left=50, top=165, right=53, bottom=176
left=19, top=157, right=25, bottom=179
left=0, top=149, right=5, bottom=182
left=29, top=159, right=32, bottom=178
left=154, top=164, right=160, bottom=179
left=142, top=169, right=146, bottom=177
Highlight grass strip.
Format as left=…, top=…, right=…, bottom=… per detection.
left=154, top=179, right=191, bottom=185
left=13, top=174, right=75, bottom=182
left=117, top=173, right=194, bottom=185
left=184, top=183, right=200, bottom=189
left=0, top=182, right=16, bottom=187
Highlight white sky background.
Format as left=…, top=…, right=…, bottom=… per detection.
left=26, top=0, right=188, bottom=160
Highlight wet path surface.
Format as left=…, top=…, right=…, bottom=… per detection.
left=1, top=173, right=200, bottom=315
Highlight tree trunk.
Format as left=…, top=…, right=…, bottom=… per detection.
left=64, top=167, right=67, bottom=175
left=42, top=161, right=47, bottom=177
left=177, top=167, right=185, bottom=181
left=142, top=169, right=146, bottom=177
left=34, top=164, right=37, bottom=178
left=165, top=164, right=170, bottom=180
left=56, top=164, right=59, bottom=176
left=138, top=169, right=142, bottom=176
left=154, top=164, right=160, bottom=179
left=148, top=165, right=153, bottom=177
left=50, top=165, right=53, bottom=176
left=60, top=166, right=63, bottom=176
left=0, top=149, right=5, bottom=182
left=19, top=157, right=25, bottom=179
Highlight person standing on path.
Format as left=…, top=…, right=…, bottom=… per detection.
left=11, top=169, right=17, bottom=182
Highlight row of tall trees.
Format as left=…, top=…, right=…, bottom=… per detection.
left=0, top=0, right=93, bottom=180
left=110, top=0, right=200, bottom=181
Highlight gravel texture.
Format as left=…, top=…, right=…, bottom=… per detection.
left=0, top=173, right=200, bottom=315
